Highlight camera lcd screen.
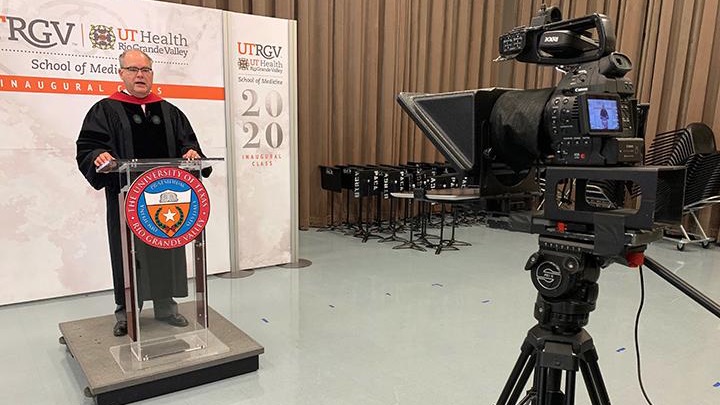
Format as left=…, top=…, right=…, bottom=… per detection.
left=587, top=98, right=621, bottom=132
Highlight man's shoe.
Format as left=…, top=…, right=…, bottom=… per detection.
left=156, top=313, right=189, bottom=327
left=113, top=321, right=128, bottom=336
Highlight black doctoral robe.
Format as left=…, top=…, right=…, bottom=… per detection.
left=76, top=92, right=209, bottom=309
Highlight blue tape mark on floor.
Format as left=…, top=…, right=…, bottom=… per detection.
left=329, top=304, right=335, bottom=308
left=713, top=382, right=720, bottom=388
left=616, top=347, right=626, bottom=353
left=432, top=283, right=444, bottom=287
left=482, top=299, right=491, bottom=304
left=261, top=318, right=269, bottom=323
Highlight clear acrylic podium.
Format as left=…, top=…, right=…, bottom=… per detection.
left=102, top=158, right=227, bottom=371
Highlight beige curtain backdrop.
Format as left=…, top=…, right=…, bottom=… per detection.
left=163, top=0, right=720, bottom=234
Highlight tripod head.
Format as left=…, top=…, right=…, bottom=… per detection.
left=526, top=243, right=601, bottom=335
left=524, top=231, right=649, bottom=335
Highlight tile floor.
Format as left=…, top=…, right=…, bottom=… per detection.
left=1, top=225, right=719, bottom=404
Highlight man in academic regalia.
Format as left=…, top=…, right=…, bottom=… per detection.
left=76, top=49, right=209, bottom=336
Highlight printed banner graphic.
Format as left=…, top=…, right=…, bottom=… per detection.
left=0, top=0, right=294, bottom=304
left=227, top=13, right=293, bottom=268
left=0, top=1, right=224, bottom=96
left=0, top=0, right=232, bottom=305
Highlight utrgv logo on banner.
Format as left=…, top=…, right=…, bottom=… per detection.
left=0, top=14, right=190, bottom=57
left=236, top=41, right=284, bottom=75
left=125, top=167, right=210, bottom=249
left=237, top=42, right=282, bottom=59
left=0, top=15, right=76, bottom=48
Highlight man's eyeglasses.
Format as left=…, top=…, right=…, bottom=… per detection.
left=122, top=66, right=153, bottom=74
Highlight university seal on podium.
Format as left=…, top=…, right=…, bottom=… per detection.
left=124, top=167, right=210, bottom=249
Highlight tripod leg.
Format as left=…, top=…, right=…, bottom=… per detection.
left=536, top=364, right=547, bottom=405
left=578, top=358, right=611, bottom=405
left=564, top=369, right=576, bottom=405
left=517, top=392, right=535, bottom=405
left=538, top=367, right=567, bottom=405
left=497, top=342, right=536, bottom=405
left=509, top=352, right=537, bottom=404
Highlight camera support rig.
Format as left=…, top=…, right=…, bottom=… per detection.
left=497, top=222, right=720, bottom=405
left=498, top=237, right=611, bottom=405
left=495, top=167, right=720, bottom=405
left=396, top=4, right=720, bottom=403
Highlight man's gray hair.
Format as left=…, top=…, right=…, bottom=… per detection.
left=118, top=50, right=153, bottom=67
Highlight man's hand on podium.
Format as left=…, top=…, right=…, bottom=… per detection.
left=94, top=151, right=114, bottom=167
left=95, top=151, right=116, bottom=173
left=183, top=149, right=201, bottom=160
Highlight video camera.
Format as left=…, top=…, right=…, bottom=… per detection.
left=397, top=5, right=684, bottom=242
left=492, top=6, right=641, bottom=169
left=399, top=8, right=720, bottom=404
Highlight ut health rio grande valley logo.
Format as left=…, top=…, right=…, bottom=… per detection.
left=125, top=167, right=210, bottom=249
left=89, top=24, right=115, bottom=50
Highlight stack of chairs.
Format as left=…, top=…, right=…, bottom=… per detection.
left=645, top=122, right=715, bottom=165
left=644, top=122, right=720, bottom=250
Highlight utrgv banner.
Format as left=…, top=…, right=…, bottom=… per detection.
left=0, top=2, right=225, bottom=97
left=0, top=0, right=232, bottom=305
left=225, top=13, right=293, bottom=269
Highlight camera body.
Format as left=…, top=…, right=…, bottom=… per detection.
left=396, top=6, right=685, bottom=234
left=490, top=9, right=643, bottom=169
left=544, top=54, right=643, bottom=166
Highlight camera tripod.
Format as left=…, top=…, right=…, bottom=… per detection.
left=497, top=245, right=609, bottom=405
left=496, top=236, right=720, bottom=405
left=497, top=324, right=608, bottom=405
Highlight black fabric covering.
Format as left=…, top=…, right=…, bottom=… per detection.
left=76, top=98, right=207, bottom=309
left=489, top=88, right=554, bottom=172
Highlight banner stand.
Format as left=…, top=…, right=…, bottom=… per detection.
left=278, top=20, right=312, bottom=271
left=278, top=258, right=312, bottom=268
left=216, top=269, right=256, bottom=278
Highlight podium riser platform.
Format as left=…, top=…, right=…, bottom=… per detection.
left=94, top=356, right=258, bottom=405
left=59, top=305, right=263, bottom=405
